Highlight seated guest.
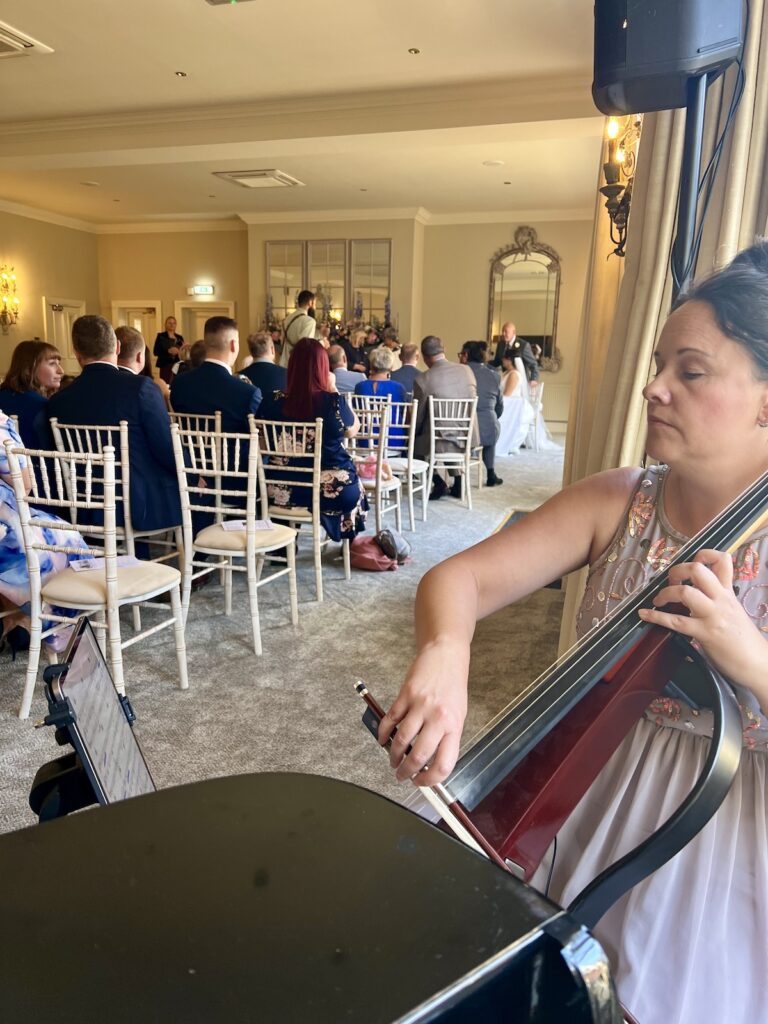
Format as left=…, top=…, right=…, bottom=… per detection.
left=0, top=411, right=88, bottom=656
left=175, top=339, right=206, bottom=377
left=328, top=345, right=365, bottom=394
left=240, top=331, right=286, bottom=419
left=341, top=328, right=368, bottom=375
left=391, top=343, right=420, bottom=400
left=461, top=341, right=504, bottom=486
left=116, top=326, right=170, bottom=407
left=48, top=315, right=181, bottom=534
left=354, top=345, right=408, bottom=448
left=0, top=340, right=62, bottom=449
left=317, top=321, right=332, bottom=350
left=380, top=328, right=402, bottom=370
left=268, top=337, right=368, bottom=542
left=170, top=316, right=262, bottom=433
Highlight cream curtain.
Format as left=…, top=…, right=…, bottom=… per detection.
left=559, top=0, right=768, bottom=651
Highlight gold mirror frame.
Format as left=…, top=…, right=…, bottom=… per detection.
left=487, top=226, right=563, bottom=373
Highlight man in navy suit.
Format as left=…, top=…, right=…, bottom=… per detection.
left=48, top=315, right=181, bottom=533
left=390, top=344, right=421, bottom=401
left=170, top=316, right=262, bottom=433
left=240, top=330, right=285, bottom=420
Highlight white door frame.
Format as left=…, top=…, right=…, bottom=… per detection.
left=174, top=298, right=236, bottom=337
left=41, top=296, right=86, bottom=374
left=111, top=299, right=163, bottom=339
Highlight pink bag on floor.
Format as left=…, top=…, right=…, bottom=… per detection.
left=350, top=536, right=398, bottom=571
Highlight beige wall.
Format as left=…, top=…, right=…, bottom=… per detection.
left=0, top=211, right=100, bottom=373
left=247, top=218, right=420, bottom=344
left=421, top=220, right=592, bottom=424
left=97, top=227, right=250, bottom=356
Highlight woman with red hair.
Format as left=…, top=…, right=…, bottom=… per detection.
left=269, top=337, right=368, bottom=541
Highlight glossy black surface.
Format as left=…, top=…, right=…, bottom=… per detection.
left=1, top=772, right=595, bottom=1023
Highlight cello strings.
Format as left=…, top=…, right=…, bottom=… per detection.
left=448, top=471, right=768, bottom=788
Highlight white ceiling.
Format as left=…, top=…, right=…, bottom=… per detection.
left=0, top=0, right=603, bottom=225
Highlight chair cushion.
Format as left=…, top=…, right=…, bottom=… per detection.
left=194, top=521, right=296, bottom=552
left=42, top=562, right=181, bottom=606
left=388, top=457, right=428, bottom=473
left=268, top=505, right=313, bottom=523
left=361, top=476, right=401, bottom=493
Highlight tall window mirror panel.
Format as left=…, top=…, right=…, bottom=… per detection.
left=266, top=241, right=304, bottom=323
left=307, top=240, right=346, bottom=324
left=350, top=239, right=391, bottom=323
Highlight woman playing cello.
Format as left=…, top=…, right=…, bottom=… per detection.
left=379, top=243, right=768, bottom=1024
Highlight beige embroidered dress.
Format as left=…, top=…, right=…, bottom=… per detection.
left=535, top=466, right=768, bottom=1024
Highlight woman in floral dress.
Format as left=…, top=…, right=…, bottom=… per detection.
left=0, top=412, right=87, bottom=652
left=268, top=337, right=368, bottom=541
left=377, top=243, right=768, bottom=1024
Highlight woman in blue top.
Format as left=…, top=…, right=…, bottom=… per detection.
left=354, top=345, right=408, bottom=449
left=269, top=337, right=368, bottom=542
left=0, top=340, right=62, bottom=449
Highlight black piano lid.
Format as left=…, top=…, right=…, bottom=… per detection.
left=0, top=772, right=610, bottom=1023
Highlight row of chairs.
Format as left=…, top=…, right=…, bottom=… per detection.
left=5, top=395, right=480, bottom=718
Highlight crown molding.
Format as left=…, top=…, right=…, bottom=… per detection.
left=426, top=208, right=594, bottom=225
left=0, top=197, right=97, bottom=232
left=94, top=218, right=247, bottom=235
left=0, top=73, right=596, bottom=157
left=237, top=207, right=431, bottom=226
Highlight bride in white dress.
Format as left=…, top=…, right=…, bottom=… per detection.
left=495, top=353, right=534, bottom=456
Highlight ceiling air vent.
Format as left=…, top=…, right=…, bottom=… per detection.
left=212, top=169, right=306, bottom=190
left=0, top=21, right=54, bottom=59
left=206, top=1, right=259, bottom=6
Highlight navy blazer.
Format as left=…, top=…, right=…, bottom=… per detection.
left=48, top=362, right=181, bottom=532
left=241, top=361, right=286, bottom=420
left=0, top=388, right=54, bottom=450
left=390, top=364, right=420, bottom=401
left=170, top=360, right=262, bottom=434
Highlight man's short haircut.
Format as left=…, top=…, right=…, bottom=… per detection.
left=115, top=325, right=145, bottom=362
left=400, top=344, right=418, bottom=364
left=368, top=345, right=394, bottom=372
left=328, top=344, right=346, bottom=369
left=204, top=315, right=238, bottom=352
left=421, top=335, right=444, bottom=358
left=189, top=339, right=207, bottom=369
left=297, top=289, right=315, bottom=307
left=72, top=315, right=117, bottom=361
left=247, top=331, right=273, bottom=359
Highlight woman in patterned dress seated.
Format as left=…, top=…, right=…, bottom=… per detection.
left=268, top=337, right=368, bottom=542
left=0, top=412, right=87, bottom=656
left=377, top=242, right=768, bottom=1024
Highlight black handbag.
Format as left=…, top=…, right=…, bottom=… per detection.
left=375, top=528, right=411, bottom=565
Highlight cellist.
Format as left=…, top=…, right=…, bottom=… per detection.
left=379, top=242, right=768, bottom=1024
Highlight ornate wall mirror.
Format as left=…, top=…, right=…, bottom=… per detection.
left=488, top=226, right=562, bottom=372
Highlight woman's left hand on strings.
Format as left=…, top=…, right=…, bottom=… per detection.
left=639, top=548, right=768, bottom=701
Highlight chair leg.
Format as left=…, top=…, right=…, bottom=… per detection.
left=181, top=561, right=193, bottom=627
left=407, top=477, right=416, bottom=531
left=286, top=541, right=299, bottom=625
left=18, top=620, right=43, bottom=720
left=342, top=539, right=351, bottom=580
left=131, top=604, right=142, bottom=634
left=465, top=469, right=473, bottom=510
left=374, top=491, right=382, bottom=535
left=246, top=558, right=262, bottom=657
left=255, top=553, right=265, bottom=582
left=169, top=586, right=189, bottom=689
left=224, top=557, right=233, bottom=616
left=93, top=620, right=107, bottom=656
left=107, top=605, right=125, bottom=697
left=313, top=528, right=324, bottom=602
left=395, top=491, right=402, bottom=533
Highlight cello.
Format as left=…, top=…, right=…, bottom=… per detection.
left=358, top=470, right=768, bottom=929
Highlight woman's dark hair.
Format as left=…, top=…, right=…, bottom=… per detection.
left=463, top=341, right=487, bottom=364
left=675, top=239, right=768, bottom=380
left=1, top=339, right=60, bottom=395
left=284, top=337, right=331, bottom=419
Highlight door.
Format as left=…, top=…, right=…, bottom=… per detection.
left=111, top=301, right=162, bottom=345
left=174, top=301, right=236, bottom=345
left=42, top=297, right=86, bottom=374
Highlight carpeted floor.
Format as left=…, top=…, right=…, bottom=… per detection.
left=0, top=446, right=565, bottom=834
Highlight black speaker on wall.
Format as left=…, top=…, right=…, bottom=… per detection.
left=593, top=0, right=744, bottom=115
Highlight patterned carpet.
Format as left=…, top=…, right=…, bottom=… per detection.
left=0, top=445, right=565, bottom=834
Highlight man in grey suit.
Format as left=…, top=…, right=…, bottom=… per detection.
left=414, top=335, right=478, bottom=500
left=461, top=341, right=504, bottom=486
left=328, top=345, right=366, bottom=393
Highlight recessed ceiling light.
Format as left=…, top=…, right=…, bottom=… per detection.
left=208, top=194, right=216, bottom=198
left=483, top=160, right=505, bottom=167
left=503, top=181, right=512, bottom=185
left=80, top=180, right=100, bottom=187
left=113, top=198, right=120, bottom=202
left=360, top=188, right=368, bottom=192
left=175, top=70, right=188, bottom=77
left=407, top=48, right=420, bottom=54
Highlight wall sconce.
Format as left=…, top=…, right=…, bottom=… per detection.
left=0, top=265, right=20, bottom=333
left=599, top=116, right=642, bottom=258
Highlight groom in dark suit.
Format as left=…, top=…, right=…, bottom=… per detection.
left=240, top=330, right=285, bottom=420
left=48, top=314, right=181, bottom=533
left=170, top=315, right=262, bottom=433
